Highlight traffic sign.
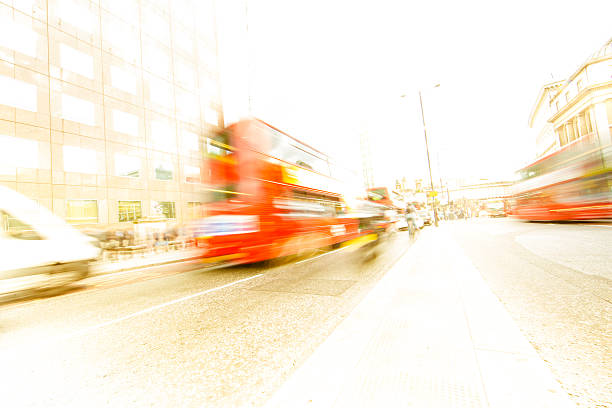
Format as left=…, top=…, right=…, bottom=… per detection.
left=427, top=191, right=438, bottom=197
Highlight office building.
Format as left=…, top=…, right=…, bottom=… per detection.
left=0, top=0, right=223, bottom=226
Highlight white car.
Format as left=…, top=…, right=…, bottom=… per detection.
left=0, top=186, right=101, bottom=294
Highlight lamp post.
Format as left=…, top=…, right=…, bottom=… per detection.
left=402, top=84, right=440, bottom=226
left=419, top=88, right=439, bottom=226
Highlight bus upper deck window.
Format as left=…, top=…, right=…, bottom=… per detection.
left=207, top=130, right=234, bottom=157
left=206, top=184, right=238, bottom=202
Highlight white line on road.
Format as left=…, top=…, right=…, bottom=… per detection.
left=86, top=258, right=235, bottom=284
left=59, top=274, right=264, bottom=341
left=90, top=257, right=199, bottom=278
left=295, top=245, right=352, bottom=265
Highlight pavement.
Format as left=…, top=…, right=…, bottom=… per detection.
left=266, top=225, right=576, bottom=408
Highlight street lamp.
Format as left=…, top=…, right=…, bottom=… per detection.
left=402, top=84, right=440, bottom=227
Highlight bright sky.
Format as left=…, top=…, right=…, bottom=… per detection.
left=218, top=0, right=612, bottom=188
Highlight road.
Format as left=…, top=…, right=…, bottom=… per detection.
left=0, top=231, right=413, bottom=407
left=449, top=218, right=611, bottom=408
left=1, top=218, right=610, bottom=407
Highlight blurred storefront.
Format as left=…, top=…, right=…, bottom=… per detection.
left=0, top=0, right=223, bottom=228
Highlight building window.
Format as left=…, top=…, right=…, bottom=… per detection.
left=60, top=43, right=94, bottom=79
left=0, top=16, right=38, bottom=58
left=557, top=126, right=568, bottom=146
left=175, top=89, right=199, bottom=123
left=175, top=60, right=196, bottom=89
left=57, top=0, right=96, bottom=33
left=0, top=75, right=37, bottom=112
left=61, top=94, right=95, bottom=126
left=204, top=107, right=219, bottom=126
left=63, top=146, right=97, bottom=174
left=174, top=26, right=194, bottom=54
left=154, top=161, right=173, bottom=180
left=105, top=0, right=139, bottom=21
left=566, top=122, right=575, bottom=143
left=115, top=153, right=140, bottom=177
left=577, top=112, right=587, bottom=137
left=118, top=200, right=141, bottom=222
left=142, top=8, right=169, bottom=45
left=577, top=109, right=594, bottom=137
left=151, top=119, right=176, bottom=152
left=564, top=92, right=570, bottom=103
left=186, top=201, right=202, bottom=220
left=148, top=76, right=172, bottom=108
left=143, top=42, right=171, bottom=78
left=576, top=79, right=583, bottom=91
left=573, top=120, right=580, bottom=141
left=66, top=200, right=98, bottom=224
left=585, top=109, right=593, bottom=133
left=152, top=201, right=175, bottom=219
left=185, top=165, right=201, bottom=183
left=110, top=65, right=137, bottom=95
left=0, top=135, right=38, bottom=175
left=182, top=130, right=199, bottom=151
left=112, top=109, right=139, bottom=137
left=555, top=101, right=560, bottom=112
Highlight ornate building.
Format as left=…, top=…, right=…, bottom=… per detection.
left=529, top=38, right=612, bottom=161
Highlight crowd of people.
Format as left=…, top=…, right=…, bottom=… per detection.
left=79, top=222, right=194, bottom=261
left=439, top=206, right=474, bottom=220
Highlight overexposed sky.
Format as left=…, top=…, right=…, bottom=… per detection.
left=218, top=0, right=612, bottom=188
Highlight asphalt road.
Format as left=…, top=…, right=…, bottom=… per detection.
left=0, top=230, right=414, bottom=407
left=449, top=218, right=611, bottom=408
left=2, top=219, right=609, bottom=407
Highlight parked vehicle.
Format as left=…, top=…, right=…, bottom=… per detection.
left=0, top=186, right=101, bottom=295
left=484, top=201, right=506, bottom=217
left=418, top=209, right=433, bottom=226
left=414, top=211, right=425, bottom=228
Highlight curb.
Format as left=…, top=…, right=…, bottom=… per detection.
left=90, top=253, right=203, bottom=276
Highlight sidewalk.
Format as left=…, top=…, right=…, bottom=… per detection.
left=90, top=247, right=203, bottom=276
left=267, top=226, right=575, bottom=408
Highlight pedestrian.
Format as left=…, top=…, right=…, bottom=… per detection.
left=405, top=205, right=417, bottom=239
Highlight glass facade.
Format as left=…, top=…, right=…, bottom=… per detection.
left=0, top=0, right=222, bottom=226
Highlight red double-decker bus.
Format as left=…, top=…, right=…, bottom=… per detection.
left=510, top=133, right=612, bottom=221
left=193, top=118, right=374, bottom=264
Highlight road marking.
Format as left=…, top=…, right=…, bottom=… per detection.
left=295, top=245, right=352, bottom=265
left=59, top=273, right=263, bottom=341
